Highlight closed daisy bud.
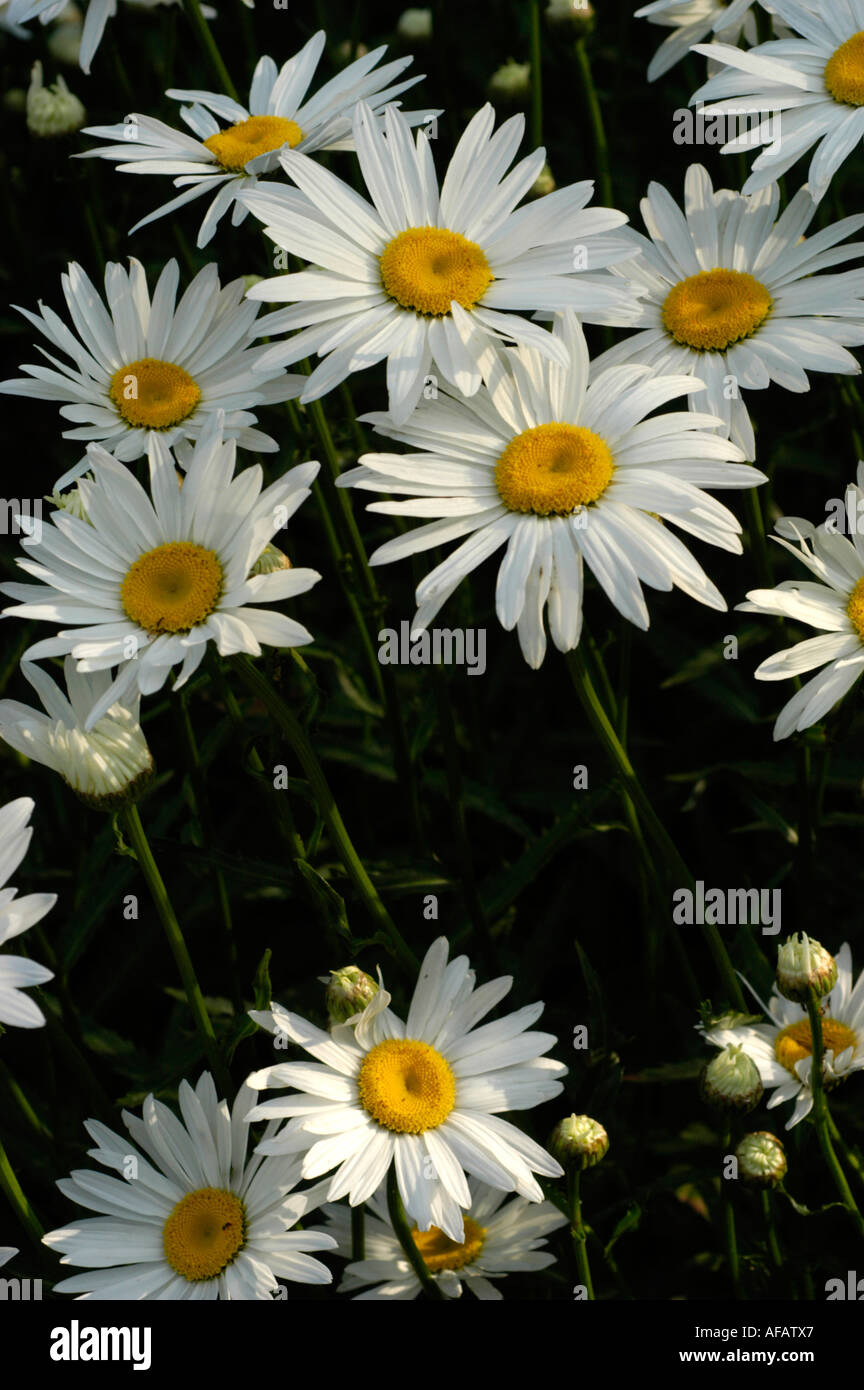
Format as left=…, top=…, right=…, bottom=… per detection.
left=325, top=966, right=379, bottom=1025
left=700, top=1044, right=763, bottom=1113
left=549, top=1114, right=609, bottom=1169
left=776, top=934, right=837, bottom=1004
left=397, top=7, right=432, bottom=41
left=251, top=543, right=292, bottom=577
left=26, top=63, right=85, bottom=139
left=736, top=1132, right=787, bottom=1187
left=546, top=0, right=595, bottom=34
left=487, top=60, right=531, bottom=102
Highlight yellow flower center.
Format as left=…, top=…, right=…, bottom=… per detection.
left=410, top=1216, right=487, bottom=1273
left=203, top=115, right=304, bottom=171
left=379, top=226, right=493, bottom=317
left=162, top=1187, right=246, bottom=1282
left=108, top=358, right=201, bottom=430
left=121, top=541, right=223, bottom=635
left=662, top=269, right=773, bottom=351
left=774, top=1018, right=858, bottom=1076
left=495, top=422, right=614, bottom=516
left=824, top=31, right=864, bottom=106
left=847, top=575, right=864, bottom=641
left=357, top=1038, right=456, bottom=1133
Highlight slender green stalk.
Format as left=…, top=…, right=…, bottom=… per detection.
left=529, top=0, right=544, bottom=149
left=743, top=486, right=773, bottom=589
left=721, top=1129, right=741, bottom=1297
left=0, top=1134, right=42, bottom=1245
left=0, top=1061, right=52, bottom=1140
left=121, top=804, right=232, bottom=1095
left=615, top=620, right=631, bottom=745
left=181, top=0, right=239, bottom=100
left=216, top=667, right=306, bottom=859
left=805, top=991, right=864, bottom=1237
left=351, top=1204, right=366, bottom=1262
left=385, top=1168, right=445, bottom=1298
left=569, top=1169, right=594, bottom=1299
left=231, top=656, right=418, bottom=974
left=761, top=1189, right=783, bottom=1273
left=574, top=39, right=613, bottom=210
left=565, top=648, right=745, bottom=1009
left=827, top=1113, right=864, bottom=1194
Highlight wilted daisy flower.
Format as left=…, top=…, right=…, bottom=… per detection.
left=245, top=936, right=566, bottom=1243
left=737, top=471, right=864, bottom=738
left=339, top=312, right=763, bottom=668
left=636, top=0, right=759, bottom=83
left=691, top=0, right=864, bottom=200
left=593, top=165, right=864, bottom=459
left=0, top=258, right=304, bottom=488
left=78, top=32, right=429, bottom=248
left=701, top=943, right=864, bottom=1128
left=43, top=1074, right=337, bottom=1299
left=0, top=798, right=55, bottom=1030
left=240, top=100, right=641, bottom=424
left=0, top=657, right=153, bottom=807
left=322, top=1177, right=567, bottom=1299
left=1, top=415, right=320, bottom=726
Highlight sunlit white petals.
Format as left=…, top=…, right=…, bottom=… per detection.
left=0, top=797, right=56, bottom=1030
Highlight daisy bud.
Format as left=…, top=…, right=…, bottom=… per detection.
left=397, top=7, right=432, bottom=41
left=530, top=163, right=557, bottom=199
left=735, top=1132, right=787, bottom=1188
left=549, top=1113, right=609, bottom=1169
left=26, top=62, right=86, bottom=139
left=487, top=60, right=531, bottom=103
left=325, top=966, right=379, bottom=1025
left=251, top=542, right=292, bottom=577
left=700, top=1044, right=763, bottom=1113
left=46, top=483, right=88, bottom=522
left=776, top=933, right=837, bottom=1003
left=546, top=0, right=595, bottom=35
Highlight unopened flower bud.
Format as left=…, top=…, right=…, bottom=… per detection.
left=700, top=1044, right=763, bottom=1113
left=325, top=966, right=379, bottom=1024
left=549, top=1113, right=609, bottom=1169
left=26, top=62, right=86, bottom=138
left=546, top=0, right=595, bottom=34
left=47, top=483, right=88, bottom=522
left=776, top=933, right=837, bottom=1003
left=397, top=7, right=432, bottom=41
left=736, top=1132, right=787, bottom=1187
left=251, top=542, right=292, bottom=577
left=487, top=60, right=531, bottom=103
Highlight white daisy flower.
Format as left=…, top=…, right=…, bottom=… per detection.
left=321, top=1176, right=567, bottom=1299
left=42, top=1073, right=338, bottom=1299
left=636, top=0, right=760, bottom=83
left=245, top=936, right=567, bottom=1244
left=737, top=464, right=864, bottom=739
left=0, top=257, right=305, bottom=489
left=0, top=414, right=321, bottom=727
left=3, top=0, right=215, bottom=75
left=701, top=943, right=864, bottom=1128
left=592, top=164, right=864, bottom=460
left=77, top=32, right=432, bottom=248
left=691, top=0, right=864, bottom=201
left=240, top=99, right=642, bottom=424
left=0, top=797, right=56, bottom=1030
left=338, top=311, right=763, bottom=669
left=0, top=657, right=153, bottom=807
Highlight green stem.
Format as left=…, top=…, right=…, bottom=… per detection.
left=529, top=0, right=543, bottom=149
left=761, top=1189, right=783, bottom=1272
left=385, top=1167, right=445, bottom=1298
left=574, top=38, right=613, bottom=210
left=827, top=1114, right=864, bottom=1195
left=743, top=486, right=772, bottom=589
left=351, top=1204, right=365, bottom=1262
left=569, top=1169, right=594, bottom=1299
left=0, top=1061, right=52, bottom=1141
left=721, top=1128, right=741, bottom=1297
left=0, top=1135, right=42, bottom=1245
left=181, top=0, right=239, bottom=100
left=231, top=656, right=418, bottom=974
left=805, top=990, right=864, bottom=1238
left=121, top=804, right=232, bottom=1095
left=565, top=648, right=745, bottom=1009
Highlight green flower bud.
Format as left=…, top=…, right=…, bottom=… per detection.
left=546, top=0, right=595, bottom=36
left=549, top=1113, right=609, bottom=1169
left=735, top=1132, right=787, bottom=1187
left=700, top=1044, right=763, bottom=1113
left=26, top=62, right=86, bottom=138
left=325, top=966, right=379, bottom=1024
left=397, top=8, right=432, bottom=41
left=487, top=60, right=531, bottom=103
left=776, top=933, right=837, bottom=1003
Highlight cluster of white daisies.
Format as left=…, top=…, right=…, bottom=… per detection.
left=1, top=8, right=864, bottom=1297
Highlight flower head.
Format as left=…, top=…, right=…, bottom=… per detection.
left=26, top=60, right=85, bottom=137
left=776, top=933, right=837, bottom=1003
left=700, top=1043, right=764, bottom=1112
left=736, top=1131, right=787, bottom=1186
left=0, top=797, right=55, bottom=1029
left=548, top=1113, right=609, bottom=1168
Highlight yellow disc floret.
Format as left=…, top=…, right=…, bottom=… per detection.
left=162, top=1187, right=246, bottom=1282
left=495, top=422, right=614, bottom=516
left=825, top=31, right=864, bottom=107
left=774, top=1018, right=858, bottom=1076
left=847, top=575, right=864, bottom=641
left=109, top=358, right=201, bottom=430
left=121, top=541, right=223, bottom=634
left=357, top=1038, right=456, bottom=1133
left=662, top=269, right=773, bottom=351
left=204, top=115, right=304, bottom=171
left=411, top=1216, right=487, bottom=1272
left=379, top=226, right=493, bottom=316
